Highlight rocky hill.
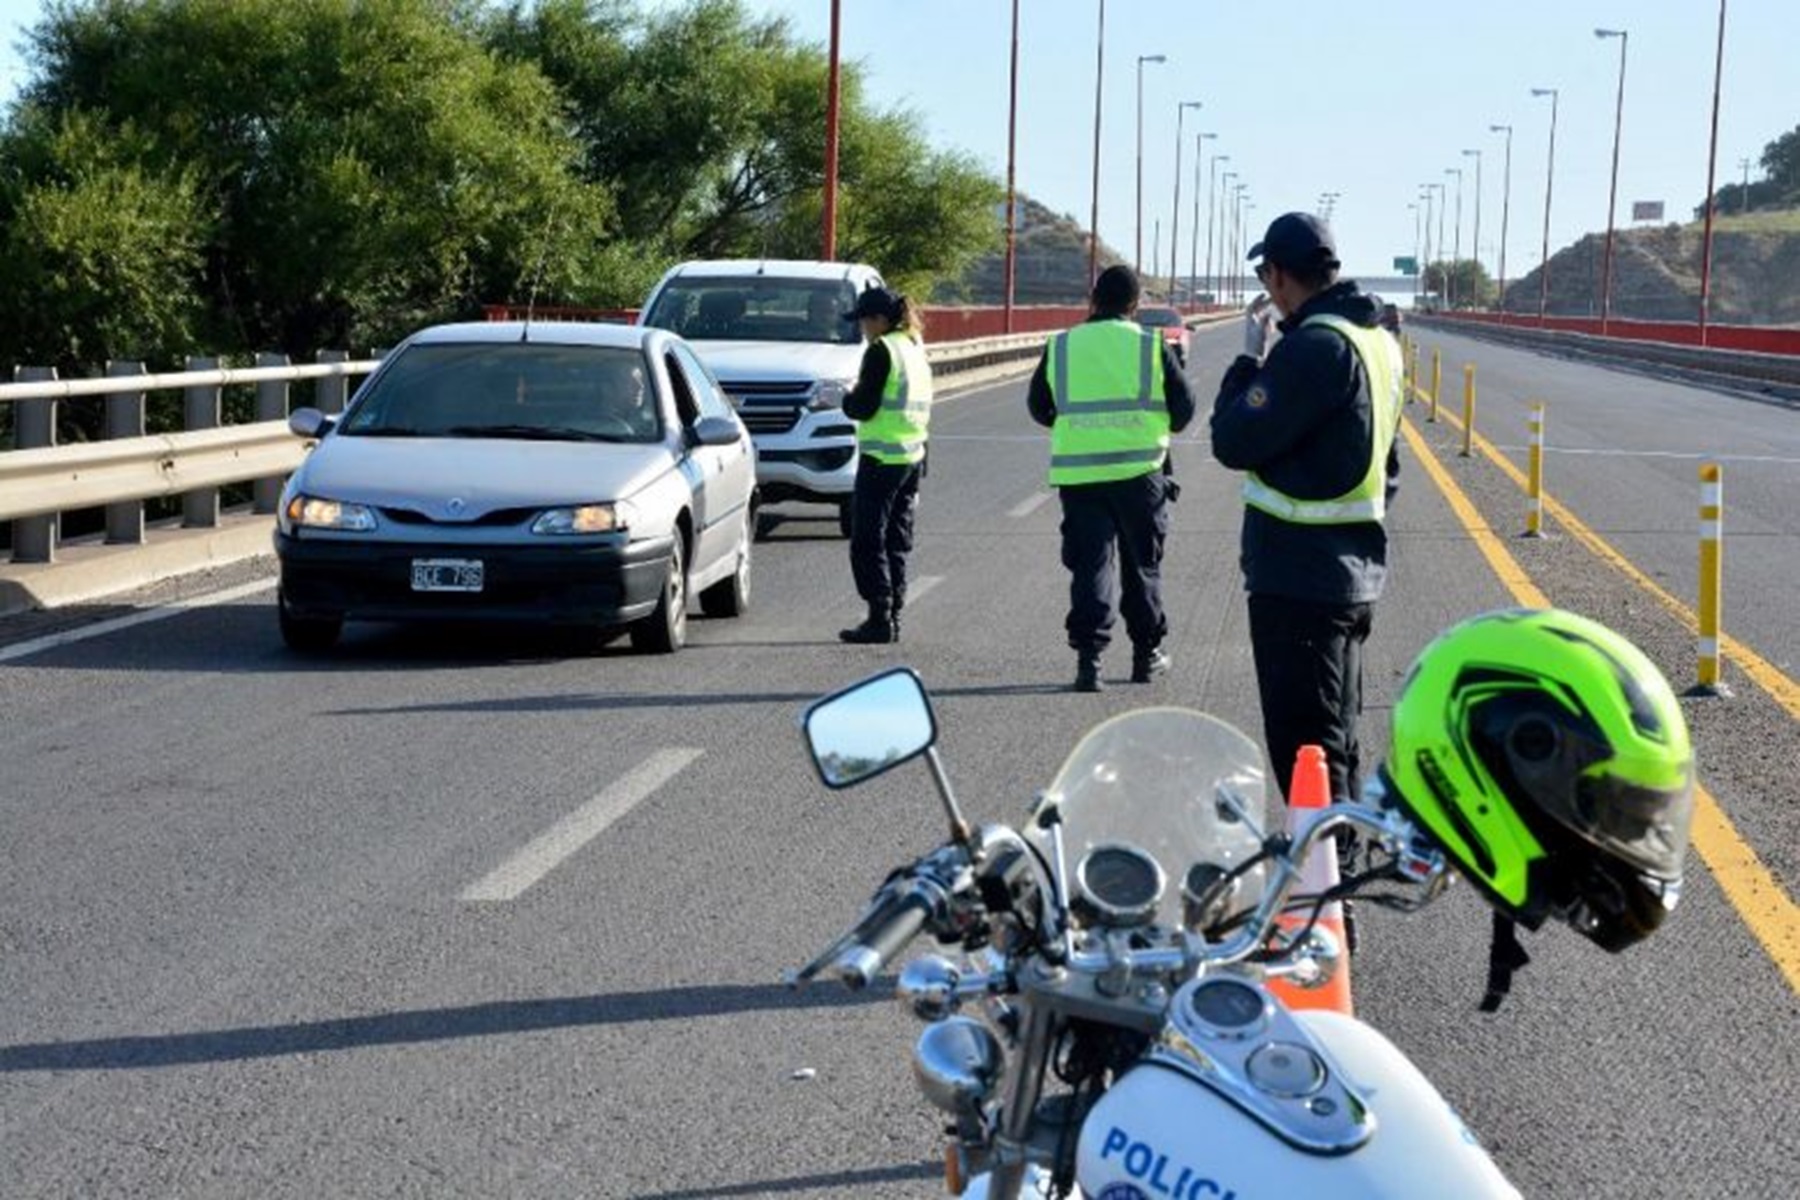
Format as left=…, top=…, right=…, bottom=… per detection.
left=1500, top=213, right=1800, bottom=324
left=937, top=196, right=1129, bottom=305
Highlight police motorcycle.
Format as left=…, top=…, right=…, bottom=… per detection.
left=789, top=609, right=1696, bottom=1200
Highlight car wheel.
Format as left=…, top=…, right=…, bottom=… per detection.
left=699, top=511, right=752, bottom=618
left=838, top=501, right=854, bottom=539
left=278, top=591, right=341, bottom=652
left=631, top=534, right=688, bottom=653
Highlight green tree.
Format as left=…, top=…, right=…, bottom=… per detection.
left=1422, top=258, right=1495, bottom=309
left=19, top=0, right=616, bottom=354
left=1761, top=123, right=1800, bottom=195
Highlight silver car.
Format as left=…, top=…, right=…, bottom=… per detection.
left=274, top=321, right=755, bottom=653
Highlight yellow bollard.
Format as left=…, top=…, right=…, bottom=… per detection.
left=1460, top=364, right=1476, bottom=457
left=1429, top=349, right=1442, bottom=422
left=1525, top=404, right=1545, bottom=536
left=1698, top=463, right=1724, bottom=691
left=1408, top=342, right=1420, bottom=402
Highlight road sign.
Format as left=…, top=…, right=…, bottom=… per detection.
left=1392, top=256, right=1418, bottom=275
left=1632, top=201, right=1665, bottom=222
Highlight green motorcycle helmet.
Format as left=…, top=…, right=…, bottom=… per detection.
left=1380, top=608, right=1695, bottom=952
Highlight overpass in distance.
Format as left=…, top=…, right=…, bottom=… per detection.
left=0, top=317, right=1797, bottom=1196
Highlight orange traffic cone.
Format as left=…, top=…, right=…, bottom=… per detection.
left=1266, top=745, right=1355, bottom=1016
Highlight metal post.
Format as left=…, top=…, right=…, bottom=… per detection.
left=1697, top=463, right=1724, bottom=691
left=1596, top=30, right=1629, bottom=334
left=1170, top=100, right=1201, bottom=294
left=10, top=367, right=57, bottom=563
left=1698, top=0, right=1728, bottom=345
left=1526, top=404, right=1545, bottom=537
left=254, top=352, right=292, bottom=514
left=315, top=350, right=350, bottom=415
left=1133, top=54, right=1167, bottom=275
left=1533, top=88, right=1559, bottom=322
left=1491, top=124, right=1514, bottom=313
left=1460, top=364, right=1476, bottom=457
left=105, top=361, right=147, bottom=544
left=1464, top=149, right=1483, bottom=306
left=821, top=0, right=842, bottom=261
left=1002, top=0, right=1020, bottom=332
left=183, top=356, right=221, bottom=528
left=1087, top=0, right=1106, bottom=287
left=1446, top=167, right=1464, bottom=308
left=1429, top=350, right=1442, bottom=423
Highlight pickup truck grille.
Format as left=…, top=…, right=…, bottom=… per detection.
left=737, top=406, right=802, bottom=435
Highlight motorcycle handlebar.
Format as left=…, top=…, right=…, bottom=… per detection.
left=833, top=885, right=935, bottom=990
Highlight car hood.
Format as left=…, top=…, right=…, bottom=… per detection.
left=297, top=436, right=674, bottom=518
left=684, top=340, right=866, bottom=384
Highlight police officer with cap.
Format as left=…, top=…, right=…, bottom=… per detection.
left=1211, top=212, right=1403, bottom=804
left=1028, top=265, right=1195, bottom=692
left=839, top=286, right=933, bottom=644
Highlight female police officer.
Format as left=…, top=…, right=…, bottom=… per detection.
left=838, top=287, right=933, bottom=644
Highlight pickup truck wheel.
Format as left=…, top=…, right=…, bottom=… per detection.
left=631, top=536, right=688, bottom=653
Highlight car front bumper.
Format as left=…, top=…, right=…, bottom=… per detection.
left=275, top=531, right=674, bottom=626
left=742, top=407, right=858, bottom=504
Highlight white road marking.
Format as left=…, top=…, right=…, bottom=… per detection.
left=1486, top=443, right=1800, bottom=467
left=1007, top=490, right=1054, bottom=519
left=460, top=748, right=704, bottom=902
left=0, top=577, right=276, bottom=664
left=907, top=576, right=944, bottom=604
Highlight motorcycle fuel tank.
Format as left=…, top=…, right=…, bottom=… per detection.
left=1075, top=1007, right=1521, bottom=1199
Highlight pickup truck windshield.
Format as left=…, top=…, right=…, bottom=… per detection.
left=644, top=278, right=861, bottom=346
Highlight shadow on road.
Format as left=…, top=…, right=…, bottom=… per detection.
left=0, top=981, right=886, bottom=1072
left=634, top=1162, right=942, bottom=1198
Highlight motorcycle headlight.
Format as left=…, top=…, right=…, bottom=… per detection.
left=531, top=502, right=632, bottom=535
left=808, top=378, right=856, bottom=411
left=285, top=495, right=377, bottom=532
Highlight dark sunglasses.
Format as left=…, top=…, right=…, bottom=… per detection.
left=1254, top=262, right=1274, bottom=282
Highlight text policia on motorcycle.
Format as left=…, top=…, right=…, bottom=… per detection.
left=791, top=605, right=1695, bottom=1199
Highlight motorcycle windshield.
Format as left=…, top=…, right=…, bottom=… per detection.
left=1031, top=708, right=1270, bottom=930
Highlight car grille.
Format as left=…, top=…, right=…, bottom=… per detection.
left=737, top=406, right=803, bottom=435
left=378, top=506, right=537, bottom=528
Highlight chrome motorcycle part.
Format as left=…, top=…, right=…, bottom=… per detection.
left=900, top=955, right=964, bottom=1021
left=1155, top=976, right=1375, bottom=1154
left=914, top=1017, right=1005, bottom=1119
left=1073, top=843, right=1165, bottom=928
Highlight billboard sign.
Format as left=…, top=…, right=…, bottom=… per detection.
left=1631, top=201, right=1665, bottom=222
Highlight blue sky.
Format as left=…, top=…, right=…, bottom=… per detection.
left=4, top=1, right=1794, bottom=282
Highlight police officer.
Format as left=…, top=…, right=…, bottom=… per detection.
left=1028, top=265, right=1195, bottom=692
left=1211, top=213, right=1403, bottom=803
left=839, top=287, right=933, bottom=644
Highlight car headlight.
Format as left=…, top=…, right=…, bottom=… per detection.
left=285, top=495, right=377, bottom=532
left=531, top=501, right=633, bottom=536
left=808, top=378, right=856, bottom=410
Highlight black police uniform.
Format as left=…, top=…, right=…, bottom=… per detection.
left=840, top=337, right=923, bottom=640
left=1027, top=317, right=1196, bottom=679
left=1211, top=280, right=1398, bottom=802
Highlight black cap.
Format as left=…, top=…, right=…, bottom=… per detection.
left=1247, top=212, right=1340, bottom=270
left=847, top=286, right=905, bottom=321
left=1092, top=264, right=1141, bottom=313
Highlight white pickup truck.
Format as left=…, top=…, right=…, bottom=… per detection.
left=639, top=259, right=887, bottom=537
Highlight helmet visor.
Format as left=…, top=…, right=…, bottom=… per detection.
left=1567, top=764, right=1694, bottom=881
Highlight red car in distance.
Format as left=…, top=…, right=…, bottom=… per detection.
left=1135, top=305, right=1190, bottom=369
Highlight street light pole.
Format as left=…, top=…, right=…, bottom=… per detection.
left=1135, top=54, right=1168, bottom=273
left=1739, top=157, right=1752, bottom=211
left=822, top=0, right=842, bottom=259
left=1698, top=0, right=1729, bottom=345
left=1002, top=0, right=1021, bottom=332
left=1169, top=101, right=1202, bottom=297
left=1191, top=133, right=1215, bottom=304
left=1232, top=183, right=1249, bottom=304
left=1531, top=87, right=1560, bottom=322
left=1086, top=0, right=1106, bottom=287
left=1463, top=149, right=1483, bottom=307
left=1445, top=167, right=1463, bottom=308
left=1409, top=202, right=1422, bottom=305
left=1490, top=124, right=1514, bottom=312
left=1595, top=28, right=1630, bottom=334
left=1214, top=168, right=1236, bottom=302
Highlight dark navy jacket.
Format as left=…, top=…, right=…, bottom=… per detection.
left=1210, top=282, right=1400, bottom=604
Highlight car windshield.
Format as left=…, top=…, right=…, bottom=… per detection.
left=642, top=278, right=861, bottom=345
left=338, top=343, right=661, bottom=442
left=1136, top=308, right=1183, bottom=328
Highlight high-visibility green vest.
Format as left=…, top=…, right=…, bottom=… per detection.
left=1241, top=313, right=1404, bottom=524
left=857, top=331, right=933, bottom=465
left=1045, top=320, right=1170, bottom=486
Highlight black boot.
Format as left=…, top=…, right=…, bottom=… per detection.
left=888, top=593, right=904, bottom=642
left=839, top=601, right=895, bottom=644
left=1072, top=651, right=1104, bottom=693
left=1131, top=645, right=1171, bottom=683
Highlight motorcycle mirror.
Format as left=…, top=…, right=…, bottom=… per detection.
left=800, top=667, right=938, bottom=790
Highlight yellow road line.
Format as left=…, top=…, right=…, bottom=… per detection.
left=1402, top=413, right=1800, bottom=995
left=1425, top=397, right=1800, bottom=723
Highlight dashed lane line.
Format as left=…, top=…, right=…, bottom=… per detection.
left=907, top=576, right=944, bottom=604
left=460, top=748, right=704, bottom=902
left=0, top=578, right=276, bottom=665
left=1007, top=491, right=1054, bottom=519
left=1402, top=413, right=1800, bottom=995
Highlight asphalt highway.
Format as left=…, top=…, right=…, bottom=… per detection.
left=1, top=321, right=1795, bottom=1198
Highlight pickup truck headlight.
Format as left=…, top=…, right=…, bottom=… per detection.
left=285, top=495, right=377, bottom=532
left=531, top=501, right=634, bottom=535
left=808, top=378, right=857, bottom=411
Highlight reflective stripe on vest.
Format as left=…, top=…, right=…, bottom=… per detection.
left=1046, top=320, right=1170, bottom=486
left=1241, top=312, right=1403, bottom=525
left=858, top=331, right=933, bottom=465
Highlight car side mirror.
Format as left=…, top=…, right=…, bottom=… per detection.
left=288, top=407, right=335, bottom=439
left=689, top=415, right=743, bottom=447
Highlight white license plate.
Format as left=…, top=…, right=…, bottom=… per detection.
left=411, top=558, right=484, bottom=593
